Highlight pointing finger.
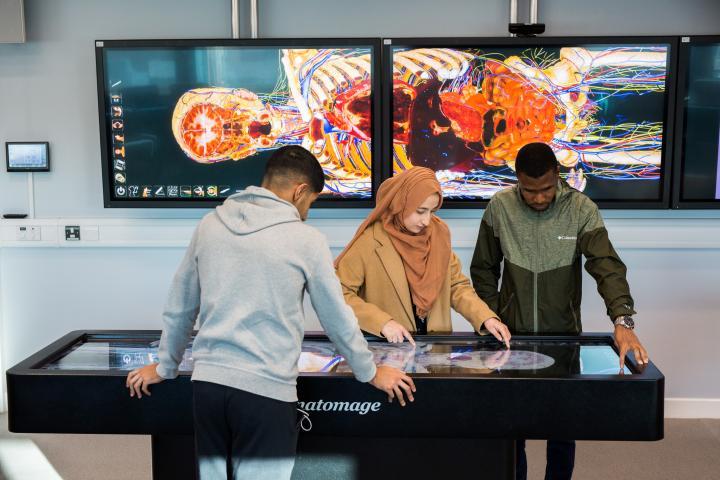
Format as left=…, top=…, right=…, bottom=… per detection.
left=402, top=329, right=416, bottom=346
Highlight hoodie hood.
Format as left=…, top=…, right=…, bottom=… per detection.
left=215, top=186, right=300, bottom=235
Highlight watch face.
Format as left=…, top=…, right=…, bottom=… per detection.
left=617, top=316, right=635, bottom=329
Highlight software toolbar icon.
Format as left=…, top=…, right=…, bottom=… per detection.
left=114, top=159, right=126, bottom=171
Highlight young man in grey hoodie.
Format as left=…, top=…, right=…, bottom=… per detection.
left=125, top=146, right=416, bottom=480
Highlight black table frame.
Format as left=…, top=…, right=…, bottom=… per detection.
left=6, top=330, right=664, bottom=479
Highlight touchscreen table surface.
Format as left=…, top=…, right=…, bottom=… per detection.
left=40, top=337, right=631, bottom=375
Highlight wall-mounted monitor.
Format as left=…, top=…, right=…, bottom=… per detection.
left=383, top=37, right=677, bottom=208
left=673, top=36, right=720, bottom=208
left=6, top=142, right=50, bottom=172
left=96, top=39, right=381, bottom=208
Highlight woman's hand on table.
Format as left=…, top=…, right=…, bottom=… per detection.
left=483, top=317, right=512, bottom=349
left=381, top=320, right=416, bottom=345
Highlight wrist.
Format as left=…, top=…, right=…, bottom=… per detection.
left=379, top=318, right=393, bottom=336
left=155, top=363, right=176, bottom=379
left=482, top=316, right=498, bottom=326
left=368, top=366, right=379, bottom=385
left=477, top=317, right=497, bottom=334
left=613, top=315, right=635, bottom=330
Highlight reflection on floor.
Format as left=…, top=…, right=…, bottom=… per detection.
left=1, top=414, right=719, bottom=479
left=0, top=438, right=62, bottom=479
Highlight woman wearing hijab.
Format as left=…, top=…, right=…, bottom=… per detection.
left=335, top=167, right=511, bottom=346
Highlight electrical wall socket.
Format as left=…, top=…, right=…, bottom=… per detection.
left=65, top=225, right=80, bottom=241
left=16, top=226, right=41, bottom=241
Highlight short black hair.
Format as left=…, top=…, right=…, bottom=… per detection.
left=515, top=143, right=559, bottom=178
left=263, top=145, right=325, bottom=193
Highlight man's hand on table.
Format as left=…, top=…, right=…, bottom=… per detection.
left=614, top=326, right=649, bottom=371
left=126, top=362, right=164, bottom=399
left=370, top=365, right=416, bottom=406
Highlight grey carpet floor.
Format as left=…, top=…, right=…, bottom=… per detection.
left=1, top=415, right=718, bottom=479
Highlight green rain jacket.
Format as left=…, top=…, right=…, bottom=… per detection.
left=470, top=180, right=635, bottom=334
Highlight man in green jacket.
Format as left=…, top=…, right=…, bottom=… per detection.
left=470, top=142, right=649, bottom=480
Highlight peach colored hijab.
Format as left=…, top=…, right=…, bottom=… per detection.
left=335, top=167, right=451, bottom=317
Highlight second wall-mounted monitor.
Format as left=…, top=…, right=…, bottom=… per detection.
left=673, top=36, right=720, bottom=208
left=97, top=39, right=381, bottom=208
left=384, top=37, right=677, bottom=208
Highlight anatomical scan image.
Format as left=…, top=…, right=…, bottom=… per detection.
left=170, top=48, right=375, bottom=198
left=390, top=44, right=670, bottom=200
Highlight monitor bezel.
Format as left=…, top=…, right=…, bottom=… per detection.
left=671, top=35, right=720, bottom=209
left=96, top=38, right=383, bottom=208
left=382, top=36, right=678, bottom=209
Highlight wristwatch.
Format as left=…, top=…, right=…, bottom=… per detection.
left=614, top=315, right=635, bottom=330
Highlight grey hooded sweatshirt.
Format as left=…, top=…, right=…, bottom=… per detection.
left=156, top=186, right=377, bottom=402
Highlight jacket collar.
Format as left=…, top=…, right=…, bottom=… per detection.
left=371, top=222, right=414, bottom=321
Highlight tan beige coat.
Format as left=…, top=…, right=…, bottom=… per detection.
left=336, top=222, right=498, bottom=337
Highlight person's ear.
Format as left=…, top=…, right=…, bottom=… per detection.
left=293, top=183, right=309, bottom=203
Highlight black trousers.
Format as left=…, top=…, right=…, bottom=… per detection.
left=192, top=380, right=299, bottom=480
left=516, top=439, right=576, bottom=480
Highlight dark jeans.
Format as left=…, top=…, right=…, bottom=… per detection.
left=516, top=439, right=576, bottom=480
left=193, top=380, right=299, bottom=480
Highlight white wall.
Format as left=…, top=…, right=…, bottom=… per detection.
left=1, top=0, right=720, bottom=416
left=256, top=0, right=720, bottom=37
left=0, top=0, right=231, bottom=218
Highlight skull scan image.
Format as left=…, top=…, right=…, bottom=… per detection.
left=171, top=48, right=375, bottom=198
